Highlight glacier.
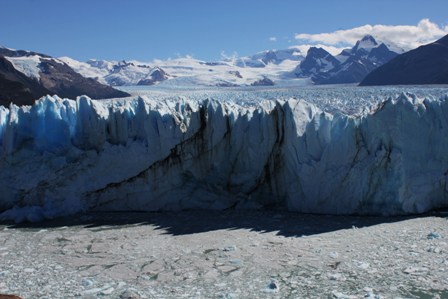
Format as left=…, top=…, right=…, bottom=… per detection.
left=1, top=91, right=448, bottom=222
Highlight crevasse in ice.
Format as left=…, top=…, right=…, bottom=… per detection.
left=0, top=93, right=447, bottom=222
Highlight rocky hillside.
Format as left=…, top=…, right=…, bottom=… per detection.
left=360, top=34, right=448, bottom=85
left=0, top=56, right=52, bottom=106
left=0, top=47, right=129, bottom=106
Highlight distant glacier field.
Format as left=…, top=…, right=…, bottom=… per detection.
left=1, top=85, right=448, bottom=222
left=119, top=84, right=448, bottom=114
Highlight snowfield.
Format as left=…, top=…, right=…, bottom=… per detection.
left=0, top=86, right=448, bottom=222
left=4, top=55, right=43, bottom=80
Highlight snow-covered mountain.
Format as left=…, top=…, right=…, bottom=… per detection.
left=57, top=57, right=111, bottom=85
left=62, top=54, right=302, bottom=88
left=1, top=92, right=447, bottom=222
left=59, top=58, right=153, bottom=86
left=0, top=48, right=129, bottom=106
left=336, top=35, right=399, bottom=67
left=104, top=60, right=153, bottom=86
left=294, top=35, right=399, bottom=84
left=59, top=57, right=174, bottom=87
left=234, top=48, right=304, bottom=68
left=294, top=47, right=340, bottom=77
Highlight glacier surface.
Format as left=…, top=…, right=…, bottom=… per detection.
left=1, top=89, right=448, bottom=222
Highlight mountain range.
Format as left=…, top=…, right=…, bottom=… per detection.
left=61, top=35, right=400, bottom=88
left=1, top=34, right=447, bottom=106
left=294, top=35, right=399, bottom=84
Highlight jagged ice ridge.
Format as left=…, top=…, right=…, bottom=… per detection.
left=0, top=92, right=447, bottom=222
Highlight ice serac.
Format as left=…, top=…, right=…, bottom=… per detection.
left=0, top=93, right=448, bottom=222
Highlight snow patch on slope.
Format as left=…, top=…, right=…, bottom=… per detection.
left=59, top=57, right=110, bottom=84
left=5, top=55, right=42, bottom=80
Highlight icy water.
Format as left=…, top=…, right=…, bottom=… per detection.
left=1, top=211, right=447, bottom=298
left=120, top=84, right=448, bottom=115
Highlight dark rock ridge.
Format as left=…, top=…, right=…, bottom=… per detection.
left=0, top=48, right=129, bottom=106
left=228, top=71, right=243, bottom=79
left=360, top=34, right=448, bottom=85
left=215, top=81, right=239, bottom=87
left=251, top=76, right=274, bottom=86
left=295, top=35, right=398, bottom=84
left=201, top=61, right=229, bottom=66
left=0, top=47, right=51, bottom=58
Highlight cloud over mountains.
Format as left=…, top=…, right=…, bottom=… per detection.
left=295, top=19, right=448, bottom=52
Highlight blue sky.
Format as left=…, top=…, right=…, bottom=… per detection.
left=1, top=0, right=447, bottom=61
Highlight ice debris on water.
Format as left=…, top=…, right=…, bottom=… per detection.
left=332, top=290, right=357, bottom=299
left=223, top=245, right=237, bottom=252
left=364, top=291, right=383, bottom=299
left=218, top=293, right=237, bottom=299
left=81, top=278, right=95, bottom=288
left=427, top=246, right=442, bottom=253
left=266, top=280, right=279, bottom=292
left=329, top=251, right=339, bottom=259
left=100, top=287, right=115, bottom=295
left=327, top=272, right=346, bottom=281
left=357, top=261, right=370, bottom=270
left=119, top=288, right=141, bottom=299
left=403, top=266, right=429, bottom=275
left=427, top=232, right=442, bottom=240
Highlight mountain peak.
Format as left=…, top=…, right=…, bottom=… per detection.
left=307, top=47, right=332, bottom=58
left=361, top=34, right=377, bottom=42
left=353, top=35, right=379, bottom=52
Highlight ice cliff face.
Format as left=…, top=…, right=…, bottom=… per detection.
left=1, top=93, right=447, bottom=222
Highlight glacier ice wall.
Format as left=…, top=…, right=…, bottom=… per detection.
left=0, top=93, right=448, bottom=221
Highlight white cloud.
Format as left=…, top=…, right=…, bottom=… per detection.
left=220, top=50, right=239, bottom=62
left=269, top=37, right=277, bottom=42
left=295, top=19, right=448, bottom=51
